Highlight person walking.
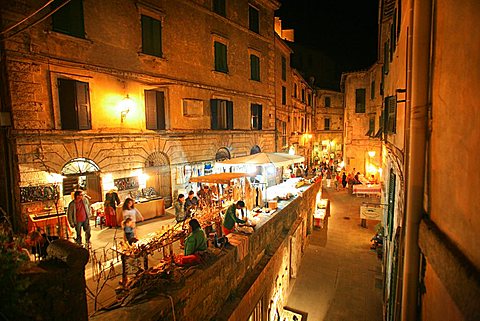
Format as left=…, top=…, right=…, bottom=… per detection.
left=174, top=194, right=187, bottom=223
left=342, top=172, right=347, bottom=188
left=67, top=190, right=92, bottom=246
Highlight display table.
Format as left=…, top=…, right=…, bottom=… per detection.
left=28, top=213, right=70, bottom=238
left=115, top=198, right=165, bottom=226
left=353, top=184, right=381, bottom=196
left=314, top=199, right=330, bottom=228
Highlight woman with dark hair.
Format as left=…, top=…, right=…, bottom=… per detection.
left=174, top=194, right=186, bottom=223
left=122, top=198, right=144, bottom=226
left=104, top=188, right=120, bottom=227
left=177, top=218, right=207, bottom=265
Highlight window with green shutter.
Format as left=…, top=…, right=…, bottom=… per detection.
left=51, top=0, right=85, bottom=38
left=250, top=54, right=260, bottom=81
left=355, top=88, right=366, bottom=113
left=324, top=118, right=330, bottom=130
left=281, top=86, right=286, bottom=105
left=325, top=96, right=331, bottom=107
left=212, top=0, right=226, bottom=17
left=57, top=78, right=91, bottom=130
left=371, top=80, right=375, bottom=100
left=141, top=15, right=162, bottom=57
left=214, top=41, right=228, bottom=73
left=210, top=99, right=233, bottom=129
left=145, top=90, right=165, bottom=130
left=385, top=96, right=397, bottom=134
left=281, top=56, right=287, bottom=81
left=248, top=5, right=259, bottom=33
left=251, top=104, right=262, bottom=130
left=387, top=169, right=396, bottom=240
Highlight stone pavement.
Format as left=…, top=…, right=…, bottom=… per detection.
left=286, top=185, right=383, bottom=321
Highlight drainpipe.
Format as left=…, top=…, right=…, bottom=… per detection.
left=401, top=0, right=432, bottom=319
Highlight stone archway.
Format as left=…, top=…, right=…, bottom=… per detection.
left=215, top=147, right=231, bottom=161
left=61, top=158, right=102, bottom=203
left=145, top=152, right=172, bottom=207
left=250, top=145, right=261, bottom=155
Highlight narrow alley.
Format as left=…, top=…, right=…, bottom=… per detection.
left=287, top=186, right=383, bottom=321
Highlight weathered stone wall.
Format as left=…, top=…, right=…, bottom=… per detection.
left=90, top=181, right=319, bottom=321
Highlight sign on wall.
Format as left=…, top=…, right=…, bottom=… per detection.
left=360, top=204, right=383, bottom=220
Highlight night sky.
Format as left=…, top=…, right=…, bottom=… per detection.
left=276, top=0, right=379, bottom=73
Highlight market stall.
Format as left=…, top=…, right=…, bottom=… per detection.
left=353, top=184, right=381, bottom=196
left=115, top=197, right=165, bottom=226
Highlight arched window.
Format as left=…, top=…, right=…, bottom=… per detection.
left=215, top=147, right=231, bottom=161
left=61, top=158, right=99, bottom=175
left=250, top=145, right=261, bottom=155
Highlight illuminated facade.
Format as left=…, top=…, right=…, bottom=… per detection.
left=313, top=89, right=344, bottom=164
left=0, top=0, right=281, bottom=228
left=341, top=64, right=383, bottom=177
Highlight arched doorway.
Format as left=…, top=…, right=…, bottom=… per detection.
left=145, top=152, right=172, bottom=207
left=250, top=145, right=261, bottom=155
left=61, top=158, right=102, bottom=203
left=215, top=147, right=231, bottom=161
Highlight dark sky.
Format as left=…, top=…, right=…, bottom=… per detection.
left=276, top=0, right=379, bottom=72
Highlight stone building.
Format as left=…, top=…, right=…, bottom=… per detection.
left=375, top=0, right=480, bottom=320
left=341, top=64, right=382, bottom=177
left=0, top=0, right=281, bottom=229
left=290, top=69, right=314, bottom=165
left=313, top=88, right=344, bottom=165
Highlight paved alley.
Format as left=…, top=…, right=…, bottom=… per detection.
left=286, top=186, right=383, bottom=321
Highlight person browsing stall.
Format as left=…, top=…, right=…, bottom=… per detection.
left=174, top=194, right=187, bottom=223
left=67, top=190, right=91, bottom=246
left=185, top=190, right=198, bottom=210
left=222, top=200, right=247, bottom=235
left=122, top=198, right=144, bottom=225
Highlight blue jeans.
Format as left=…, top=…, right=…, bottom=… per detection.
left=75, top=220, right=91, bottom=245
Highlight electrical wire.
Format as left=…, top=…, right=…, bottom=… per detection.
left=0, top=0, right=54, bottom=35
left=1, top=0, right=71, bottom=41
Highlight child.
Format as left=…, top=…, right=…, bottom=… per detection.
left=122, top=217, right=138, bottom=245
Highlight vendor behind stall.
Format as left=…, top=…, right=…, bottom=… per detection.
left=177, top=219, right=207, bottom=265
left=222, top=201, right=246, bottom=235
left=185, top=190, right=198, bottom=211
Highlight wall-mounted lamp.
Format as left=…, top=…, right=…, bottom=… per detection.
left=118, top=94, right=135, bottom=123
left=368, top=151, right=376, bottom=158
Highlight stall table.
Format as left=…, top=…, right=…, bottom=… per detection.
left=28, top=213, right=70, bottom=238
left=353, top=184, right=381, bottom=197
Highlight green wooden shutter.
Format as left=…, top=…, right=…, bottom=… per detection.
left=257, top=104, right=262, bottom=130
left=250, top=55, right=260, bottom=81
left=145, top=90, right=158, bottom=130
left=388, top=170, right=396, bottom=241
left=142, top=15, right=162, bottom=57
left=52, top=0, right=85, bottom=38
left=355, top=88, right=366, bottom=113
left=75, top=81, right=91, bottom=130
left=214, top=42, right=228, bottom=72
left=58, top=79, right=77, bottom=130
left=226, top=101, right=233, bottom=129
left=213, top=0, right=226, bottom=16
left=249, top=6, right=259, bottom=33
left=281, top=86, right=286, bottom=105
left=281, top=56, right=286, bottom=81
left=155, top=91, right=166, bottom=130
left=210, top=99, right=219, bottom=129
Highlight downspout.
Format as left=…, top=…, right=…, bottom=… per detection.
left=401, top=0, right=432, bottom=320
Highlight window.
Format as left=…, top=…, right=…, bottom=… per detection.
left=51, top=0, right=85, bottom=38
left=281, top=56, right=286, bottom=81
left=214, top=41, right=228, bottom=73
left=212, top=0, right=226, bottom=16
left=371, top=80, right=375, bottom=100
left=324, top=118, right=330, bottom=130
left=210, top=99, right=233, bottom=129
left=251, top=104, right=262, bottom=130
left=282, top=121, right=287, bottom=147
left=248, top=5, right=259, bottom=33
left=325, top=96, right=331, bottom=107
left=293, top=83, right=297, bottom=98
left=182, top=99, right=203, bottom=117
left=281, top=86, right=286, bottom=105
left=250, top=54, right=260, bottom=81
left=57, top=78, right=91, bottom=130
left=366, top=117, right=375, bottom=136
left=385, top=95, right=397, bottom=133
left=307, top=93, right=312, bottom=106
left=355, top=88, right=366, bottom=113
left=301, top=88, right=305, bottom=102
left=145, top=90, right=166, bottom=130
left=141, top=15, right=162, bottom=57
left=383, top=41, right=390, bottom=74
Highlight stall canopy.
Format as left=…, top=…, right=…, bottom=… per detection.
left=216, top=152, right=304, bottom=167
left=189, top=172, right=252, bottom=184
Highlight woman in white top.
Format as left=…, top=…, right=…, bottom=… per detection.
left=122, top=198, right=144, bottom=225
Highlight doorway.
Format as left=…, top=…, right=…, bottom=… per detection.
left=61, top=158, right=102, bottom=204
left=145, top=152, right=172, bottom=207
